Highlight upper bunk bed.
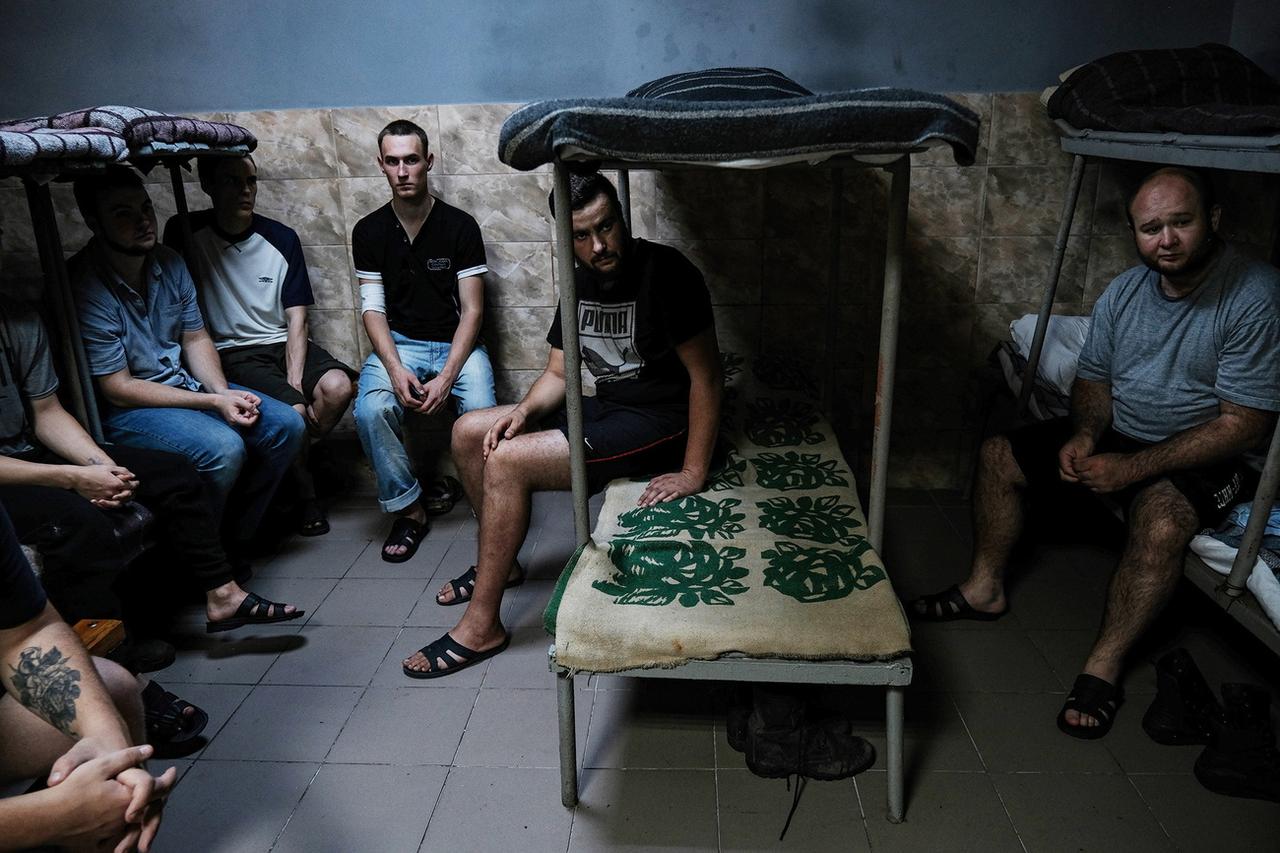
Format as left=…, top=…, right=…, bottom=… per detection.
left=0, top=106, right=257, bottom=439
left=498, top=67, right=980, bottom=822
left=1015, top=45, right=1280, bottom=656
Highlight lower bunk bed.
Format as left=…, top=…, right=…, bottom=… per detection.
left=544, top=353, right=912, bottom=817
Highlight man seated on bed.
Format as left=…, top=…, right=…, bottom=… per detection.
left=910, top=166, right=1280, bottom=739
left=164, top=154, right=357, bottom=538
left=401, top=171, right=723, bottom=678
left=68, top=167, right=307, bottom=600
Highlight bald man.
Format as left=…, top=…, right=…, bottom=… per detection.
left=911, top=167, right=1280, bottom=739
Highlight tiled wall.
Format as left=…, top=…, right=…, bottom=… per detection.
left=1, top=95, right=1276, bottom=490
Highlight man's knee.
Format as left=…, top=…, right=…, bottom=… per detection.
left=93, top=658, right=142, bottom=738
left=317, top=370, right=354, bottom=407
left=1129, top=483, right=1198, bottom=551
left=452, top=407, right=500, bottom=452
left=979, top=434, right=1024, bottom=485
left=482, top=439, right=531, bottom=487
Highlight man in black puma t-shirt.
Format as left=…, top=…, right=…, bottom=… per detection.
left=401, top=172, right=723, bottom=679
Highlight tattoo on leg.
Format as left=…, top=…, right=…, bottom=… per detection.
left=10, top=646, right=81, bottom=736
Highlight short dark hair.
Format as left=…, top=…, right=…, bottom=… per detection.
left=72, top=167, right=145, bottom=223
left=1125, top=166, right=1217, bottom=228
left=546, top=170, right=622, bottom=219
left=196, top=153, right=256, bottom=193
left=378, top=119, right=430, bottom=155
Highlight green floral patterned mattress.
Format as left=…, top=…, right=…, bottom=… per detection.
left=544, top=353, right=912, bottom=672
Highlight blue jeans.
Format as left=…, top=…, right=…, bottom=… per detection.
left=354, top=336, right=496, bottom=512
left=102, top=383, right=306, bottom=542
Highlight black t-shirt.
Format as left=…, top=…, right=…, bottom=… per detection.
left=547, top=239, right=713, bottom=408
left=0, top=503, right=46, bottom=629
left=351, top=198, right=488, bottom=343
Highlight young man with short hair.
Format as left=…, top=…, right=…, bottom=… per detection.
left=164, top=154, right=356, bottom=536
left=352, top=120, right=496, bottom=562
left=69, top=167, right=307, bottom=569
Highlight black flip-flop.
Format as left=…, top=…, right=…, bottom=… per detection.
left=1057, top=673, right=1124, bottom=740
left=297, top=499, right=330, bottom=537
left=908, top=584, right=1004, bottom=622
left=402, top=630, right=511, bottom=679
left=143, top=680, right=209, bottom=754
left=381, top=517, right=427, bottom=563
left=422, top=476, right=464, bottom=516
left=206, top=591, right=304, bottom=633
left=436, top=563, right=525, bottom=606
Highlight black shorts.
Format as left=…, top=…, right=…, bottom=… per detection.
left=550, top=396, right=689, bottom=494
left=1006, top=417, right=1258, bottom=529
left=219, top=341, right=356, bottom=408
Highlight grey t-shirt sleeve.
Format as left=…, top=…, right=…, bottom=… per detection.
left=1075, top=289, right=1116, bottom=383
left=1217, top=316, right=1280, bottom=411
left=9, top=307, right=59, bottom=399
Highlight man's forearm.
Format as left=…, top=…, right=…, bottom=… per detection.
left=681, top=373, right=722, bottom=480
left=1070, top=377, right=1113, bottom=440
left=0, top=789, right=73, bottom=851
left=0, top=605, right=131, bottom=749
left=0, top=456, right=77, bottom=489
left=515, top=369, right=567, bottom=422
left=437, top=305, right=483, bottom=384
left=31, top=404, right=113, bottom=468
left=284, top=309, right=308, bottom=385
left=181, top=332, right=230, bottom=393
left=362, top=312, right=406, bottom=376
left=101, top=376, right=214, bottom=411
left=1127, top=408, right=1276, bottom=482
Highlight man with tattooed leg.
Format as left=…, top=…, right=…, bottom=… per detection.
left=0, top=506, right=174, bottom=852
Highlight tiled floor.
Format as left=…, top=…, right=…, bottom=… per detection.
left=143, top=490, right=1280, bottom=852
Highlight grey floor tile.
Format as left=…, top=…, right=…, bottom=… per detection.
left=151, top=760, right=316, bottom=853
left=306, top=577, right=428, bottom=626
left=717, top=770, right=869, bottom=852
left=159, top=625, right=305, bottom=685
left=503, top=579, right=558, bottom=628
left=955, top=691, right=1123, bottom=773
left=481, top=626, right=559, bottom=690
left=347, top=535, right=449, bottom=579
left=992, top=772, right=1173, bottom=852
left=433, top=538, right=480, bottom=580
left=372, top=629, right=491, bottom=688
left=274, top=763, right=447, bottom=853
left=857, top=770, right=1021, bottom=851
left=584, top=686, right=717, bottom=770
left=818, top=690, right=986, bottom=773
left=322, top=502, right=390, bottom=540
left=200, top=684, right=362, bottom=762
left=568, top=768, right=718, bottom=852
left=327, top=686, right=478, bottom=765
left=1130, top=773, right=1280, bottom=852
left=420, top=767, right=572, bottom=853
left=1006, top=543, right=1115, bottom=630
left=1102, top=695, right=1204, bottom=774
left=909, top=623, right=1060, bottom=692
left=254, top=537, right=370, bottom=578
left=455, top=686, right=591, bottom=769
left=262, top=625, right=399, bottom=686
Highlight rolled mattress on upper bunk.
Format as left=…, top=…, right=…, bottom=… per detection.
left=498, top=67, right=980, bottom=171
left=0, top=126, right=129, bottom=170
left=543, top=353, right=912, bottom=673
left=1, top=106, right=256, bottom=158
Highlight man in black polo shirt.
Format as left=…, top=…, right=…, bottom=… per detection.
left=402, top=172, right=723, bottom=678
left=351, top=119, right=495, bottom=563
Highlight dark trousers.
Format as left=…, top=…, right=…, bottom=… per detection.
left=0, top=445, right=234, bottom=622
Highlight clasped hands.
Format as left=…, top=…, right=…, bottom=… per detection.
left=46, top=738, right=176, bottom=853
left=392, top=366, right=452, bottom=415
left=1058, top=434, right=1138, bottom=493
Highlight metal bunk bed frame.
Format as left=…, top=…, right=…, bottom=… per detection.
left=1018, top=124, right=1280, bottom=657
left=548, top=151, right=916, bottom=822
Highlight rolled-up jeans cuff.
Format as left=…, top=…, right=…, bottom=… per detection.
left=381, top=481, right=423, bottom=514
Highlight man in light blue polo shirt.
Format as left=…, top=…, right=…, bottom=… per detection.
left=69, top=168, right=305, bottom=554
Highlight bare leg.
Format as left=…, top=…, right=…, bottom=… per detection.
left=0, top=658, right=142, bottom=784
left=405, top=429, right=570, bottom=672
left=205, top=580, right=297, bottom=621
left=913, top=434, right=1026, bottom=617
left=1065, top=480, right=1196, bottom=729
left=450, top=405, right=520, bottom=524
left=308, top=369, right=354, bottom=436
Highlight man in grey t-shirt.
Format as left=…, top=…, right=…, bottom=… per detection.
left=910, top=167, right=1280, bottom=740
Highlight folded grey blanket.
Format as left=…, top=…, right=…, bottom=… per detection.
left=1, top=106, right=255, bottom=153
left=0, top=127, right=128, bottom=168
left=499, top=67, right=979, bottom=170
left=1047, top=44, right=1280, bottom=135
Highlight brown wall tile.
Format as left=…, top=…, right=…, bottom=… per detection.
left=438, top=104, right=526, bottom=176
left=433, top=174, right=553, bottom=243
left=254, top=179, right=345, bottom=246
left=303, top=245, right=355, bottom=311
left=331, top=107, right=440, bottom=178
left=484, top=241, right=554, bottom=307
left=983, top=165, right=1096, bottom=236
left=976, top=235, right=1088, bottom=304
left=229, top=109, right=337, bottom=181
left=988, top=93, right=1071, bottom=167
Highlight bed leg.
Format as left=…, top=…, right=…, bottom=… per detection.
left=558, top=670, right=579, bottom=807
left=886, top=686, right=905, bottom=823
